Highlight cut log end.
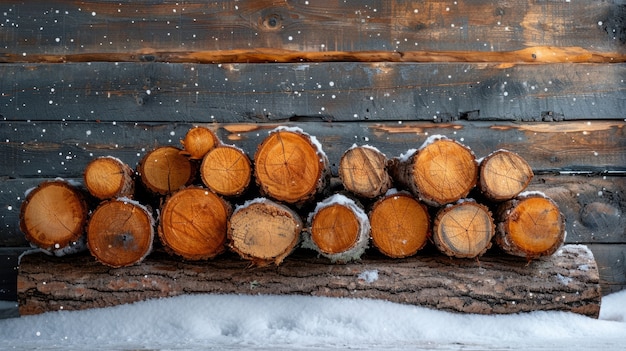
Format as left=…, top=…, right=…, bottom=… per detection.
left=139, top=146, right=195, bottom=195
left=339, top=146, right=392, bottom=198
left=479, top=149, right=534, bottom=201
left=228, top=199, right=302, bottom=266
left=306, top=194, right=370, bottom=263
left=254, top=129, right=329, bottom=204
left=180, top=126, right=220, bottom=160
left=414, top=138, right=477, bottom=206
left=87, top=199, right=154, bottom=268
left=370, top=192, right=430, bottom=258
left=433, top=200, right=495, bottom=258
left=200, top=145, right=252, bottom=197
left=84, top=156, right=135, bottom=200
left=496, top=194, right=566, bottom=259
left=159, top=187, right=231, bottom=260
left=19, top=180, right=88, bottom=251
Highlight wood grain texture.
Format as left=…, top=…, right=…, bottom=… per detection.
left=17, top=245, right=601, bottom=317
left=1, top=62, right=625, bottom=122
left=2, top=120, right=623, bottom=179
left=1, top=0, right=623, bottom=56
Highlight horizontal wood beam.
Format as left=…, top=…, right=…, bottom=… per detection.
left=3, top=47, right=625, bottom=64
left=1, top=0, right=623, bottom=55
left=1, top=62, right=625, bottom=122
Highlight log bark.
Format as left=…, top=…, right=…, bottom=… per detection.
left=138, top=146, right=195, bottom=195
left=369, top=192, right=431, bottom=258
left=180, top=126, right=220, bottom=160
left=478, top=149, right=533, bottom=202
left=433, top=200, right=495, bottom=258
left=158, top=187, right=231, bottom=260
left=19, top=180, right=88, bottom=252
left=87, top=199, right=155, bottom=268
left=495, top=192, right=566, bottom=259
left=228, top=198, right=302, bottom=266
left=303, top=194, right=370, bottom=263
left=339, top=145, right=392, bottom=199
left=254, top=127, right=330, bottom=205
left=390, top=136, right=478, bottom=206
left=17, top=245, right=601, bottom=318
left=83, top=156, right=135, bottom=200
left=200, top=145, right=252, bottom=197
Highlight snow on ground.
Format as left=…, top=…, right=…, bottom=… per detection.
left=0, top=290, right=625, bottom=351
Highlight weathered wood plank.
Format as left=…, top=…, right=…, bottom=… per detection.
left=1, top=0, right=623, bottom=56
left=17, top=245, right=602, bottom=317
left=2, top=120, right=623, bottom=179
left=1, top=174, right=624, bottom=247
left=1, top=62, right=625, bottom=122
left=589, top=244, right=626, bottom=296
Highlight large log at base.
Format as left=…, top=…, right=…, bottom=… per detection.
left=83, top=156, right=135, bottom=200
left=87, top=199, right=155, bottom=268
left=158, top=187, right=231, bottom=260
left=433, top=200, right=495, bottom=259
left=19, top=180, right=89, bottom=252
left=254, top=127, right=330, bottom=205
left=17, top=245, right=601, bottom=318
left=390, top=136, right=478, bottom=206
left=478, top=149, right=534, bottom=202
left=495, top=192, right=566, bottom=259
left=338, top=145, right=392, bottom=199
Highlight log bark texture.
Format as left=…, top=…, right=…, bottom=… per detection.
left=158, top=187, right=231, bottom=260
left=200, top=145, right=252, bottom=197
left=391, top=137, right=478, bottom=206
left=17, top=245, right=601, bottom=318
left=339, top=145, right=392, bottom=198
left=19, top=180, right=88, bottom=252
left=369, top=192, right=431, bottom=258
left=83, top=156, right=135, bottom=200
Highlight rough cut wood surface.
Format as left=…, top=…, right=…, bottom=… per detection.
left=19, top=180, right=88, bottom=252
left=339, top=146, right=392, bottom=199
left=17, top=245, right=601, bottom=317
left=495, top=193, right=566, bottom=259
left=369, top=192, right=430, bottom=258
left=83, top=156, right=135, bottom=200
left=87, top=199, right=155, bottom=268
left=200, top=145, right=252, bottom=197
left=158, top=187, right=231, bottom=260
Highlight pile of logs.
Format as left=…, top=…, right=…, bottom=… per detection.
left=20, top=126, right=566, bottom=268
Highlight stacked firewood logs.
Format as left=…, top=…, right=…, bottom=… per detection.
left=19, top=126, right=565, bottom=267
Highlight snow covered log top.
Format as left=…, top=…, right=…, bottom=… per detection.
left=18, top=244, right=601, bottom=318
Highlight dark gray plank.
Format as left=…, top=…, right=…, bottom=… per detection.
left=1, top=62, right=625, bottom=123
left=1, top=0, right=623, bottom=56
left=2, top=120, right=624, bottom=179
left=588, top=244, right=626, bottom=296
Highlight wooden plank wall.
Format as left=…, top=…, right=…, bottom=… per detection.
left=1, top=0, right=625, bottom=300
